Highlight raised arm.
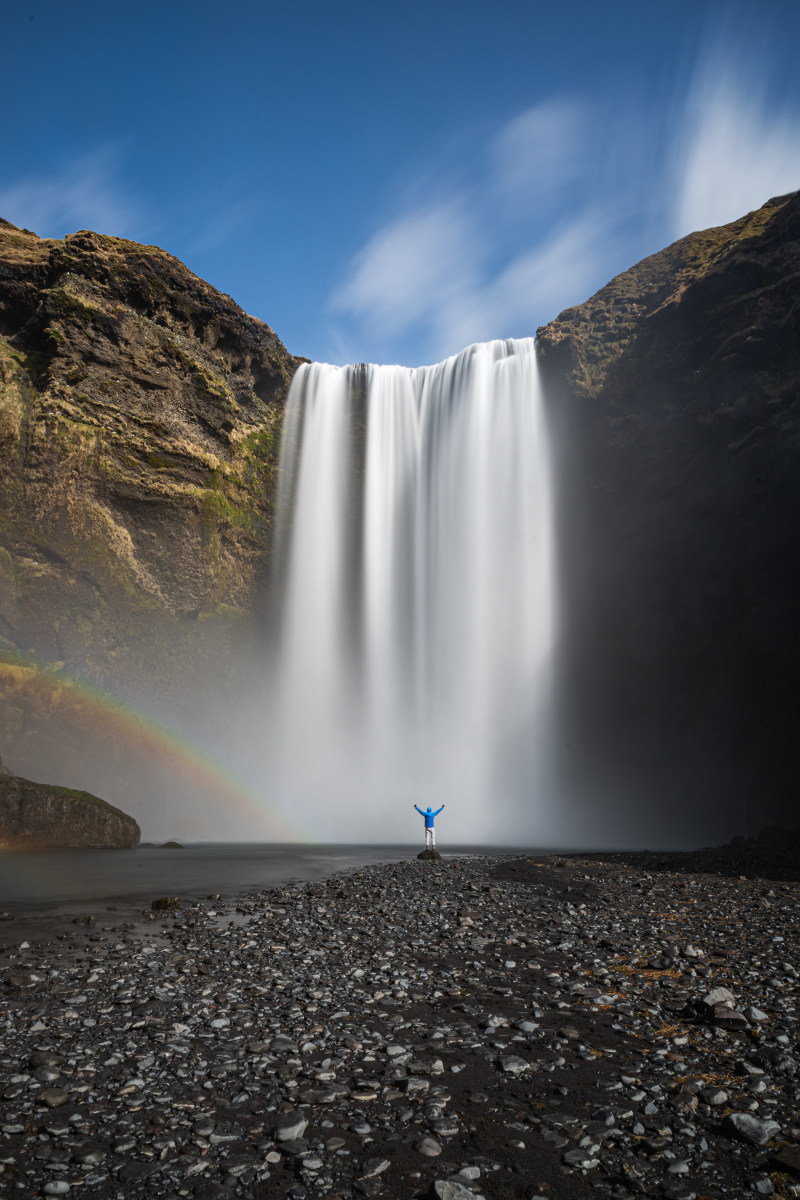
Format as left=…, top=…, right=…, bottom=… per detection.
left=414, top=805, right=424, bottom=815
left=433, top=805, right=445, bottom=817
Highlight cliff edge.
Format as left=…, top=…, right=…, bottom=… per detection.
left=0, top=773, right=140, bottom=848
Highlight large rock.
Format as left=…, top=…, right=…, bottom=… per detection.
left=0, top=772, right=140, bottom=847
left=537, top=191, right=800, bottom=841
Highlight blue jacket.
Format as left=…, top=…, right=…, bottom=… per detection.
left=415, top=805, right=444, bottom=828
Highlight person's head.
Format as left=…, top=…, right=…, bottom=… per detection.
left=426, top=807, right=433, bottom=814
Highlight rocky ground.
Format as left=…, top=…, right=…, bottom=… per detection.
left=0, top=851, right=798, bottom=1200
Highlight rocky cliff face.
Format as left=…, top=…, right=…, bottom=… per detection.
left=0, top=773, right=140, bottom=848
left=0, top=220, right=304, bottom=802
left=537, top=192, right=800, bottom=840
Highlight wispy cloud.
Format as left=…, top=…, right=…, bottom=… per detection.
left=331, top=200, right=484, bottom=357
left=489, top=99, right=589, bottom=215
left=0, top=148, right=143, bottom=239
left=329, top=100, right=607, bottom=364
left=329, top=31, right=800, bottom=367
left=672, top=48, right=800, bottom=238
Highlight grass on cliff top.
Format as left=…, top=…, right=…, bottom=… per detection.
left=537, top=194, right=790, bottom=396
left=0, top=773, right=136, bottom=822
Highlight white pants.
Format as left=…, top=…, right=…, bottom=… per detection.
left=425, top=826, right=436, bottom=848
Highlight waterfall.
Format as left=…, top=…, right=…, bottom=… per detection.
left=268, top=337, right=554, bottom=843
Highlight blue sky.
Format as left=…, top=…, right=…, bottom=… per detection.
left=2, top=0, right=799, bottom=366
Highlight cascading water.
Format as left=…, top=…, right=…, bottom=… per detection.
left=267, top=337, right=554, bottom=843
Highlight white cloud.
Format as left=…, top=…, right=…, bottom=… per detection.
left=330, top=104, right=608, bottom=363
left=673, top=52, right=800, bottom=237
left=0, top=149, right=142, bottom=239
left=489, top=98, right=588, bottom=212
left=330, top=39, right=800, bottom=367
left=331, top=200, right=483, bottom=349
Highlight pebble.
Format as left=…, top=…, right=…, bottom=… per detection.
left=0, top=851, right=797, bottom=1200
left=433, top=1180, right=478, bottom=1200
left=723, top=1112, right=781, bottom=1145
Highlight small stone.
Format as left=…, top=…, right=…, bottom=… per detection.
left=700, top=1086, right=728, bottom=1106
left=702, top=986, right=736, bottom=1008
left=44, top=1185, right=71, bottom=1196
left=562, top=1148, right=600, bottom=1169
left=275, top=1114, right=309, bottom=1142
left=722, top=1112, right=781, bottom=1145
left=360, top=1158, right=390, bottom=1178
left=433, top=1181, right=476, bottom=1200
left=37, top=1088, right=69, bottom=1107
left=498, top=1054, right=530, bottom=1075
left=415, top=1136, right=442, bottom=1156
left=667, top=1161, right=690, bottom=1174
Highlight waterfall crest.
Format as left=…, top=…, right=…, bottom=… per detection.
left=268, top=337, right=554, bottom=842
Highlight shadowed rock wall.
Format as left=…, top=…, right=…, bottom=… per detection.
left=537, top=192, right=800, bottom=841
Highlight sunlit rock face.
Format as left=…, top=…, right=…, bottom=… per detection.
left=537, top=191, right=800, bottom=841
left=268, top=340, right=555, bottom=844
left=0, top=218, right=304, bottom=802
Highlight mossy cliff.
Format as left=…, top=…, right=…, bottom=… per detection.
left=0, top=772, right=140, bottom=848
left=537, top=191, right=800, bottom=839
left=0, top=218, right=304, bottom=790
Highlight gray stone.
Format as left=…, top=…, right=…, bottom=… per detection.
left=722, top=1112, right=781, bottom=1145
left=275, top=1114, right=309, bottom=1142
left=361, top=1158, right=390, bottom=1178
left=498, top=1054, right=530, bottom=1075
left=415, top=1136, right=442, bottom=1156
left=702, top=986, right=736, bottom=1008
left=433, top=1181, right=476, bottom=1200
left=562, top=1148, right=600, bottom=1169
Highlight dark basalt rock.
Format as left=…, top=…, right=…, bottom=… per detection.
left=537, top=190, right=800, bottom=840
left=417, top=848, right=443, bottom=861
left=0, top=773, right=140, bottom=847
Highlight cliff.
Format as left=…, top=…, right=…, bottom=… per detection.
left=537, top=191, right=800, bottom=839
left=0, top=773, right=140, bottom=848
left=0, top=219, right=304, bottom=803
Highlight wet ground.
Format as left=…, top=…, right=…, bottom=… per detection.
left=0, top=847, right=798, bottom=1200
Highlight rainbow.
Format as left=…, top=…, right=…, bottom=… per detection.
left=0, top=647, right=311, bottom=842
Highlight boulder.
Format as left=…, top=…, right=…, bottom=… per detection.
left=0, top=773, right=140, bottom=848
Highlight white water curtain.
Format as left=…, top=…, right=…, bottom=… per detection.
left=269, top=338, right=554, bottom=843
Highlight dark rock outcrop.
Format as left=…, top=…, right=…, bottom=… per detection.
left=0, top=773, right=140, bottom=847
left=537, top=191, right=800, bottom=840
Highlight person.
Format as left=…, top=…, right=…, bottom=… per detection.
left=414, top=803, right=444, bottom=850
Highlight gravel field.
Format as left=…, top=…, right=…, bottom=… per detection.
left=1, top=849, right=798, bottom=1200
